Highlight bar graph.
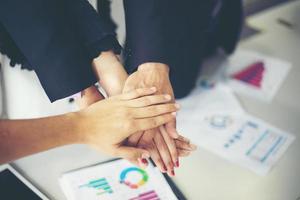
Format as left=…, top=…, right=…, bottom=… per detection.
left=129, top=190, right=160, bottom=200
left=231, top=61, right=265, bottom=88
left=224, top=121, right=258, bottom=149
left=79, top=177, right=113, bottom=196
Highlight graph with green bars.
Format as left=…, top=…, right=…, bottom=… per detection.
left=79, top=177, right=113, bottom=196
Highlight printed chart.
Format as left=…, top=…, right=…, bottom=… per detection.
left=59, top=159, right=178, bottom=200
left=119, top=167, right=148, bottom=189
left=206, top=115, right=234, bottom=130
left=129, top=190, right=159, bottom=200
left=79, top=178, right=112, bottom=196
left=231, top=61, right=265, bottom=88
left=181, top=112, right=294, bottom=175
left=225, top=120, right=290, bottom=165
left=223, top=49, right=291, bottom=102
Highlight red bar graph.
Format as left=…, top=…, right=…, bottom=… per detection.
left=129, top=190, right=160, bottom=200
left=231, top=61, right=265, bottom=88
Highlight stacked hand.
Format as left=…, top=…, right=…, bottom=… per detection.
left=123, top=63, right=196, bottom=176
left=77, top=88, right=179, bottom=163
left=78, top=51, right=196, bottom=175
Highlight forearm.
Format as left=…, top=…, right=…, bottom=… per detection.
left=0, top=113, right=79, bottom=164
left=92, top=51, right=128, bottom=96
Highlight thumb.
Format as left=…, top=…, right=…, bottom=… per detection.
left=116, top=146, right=150, bottom=168
left=122, top=72, right=139, bottom=93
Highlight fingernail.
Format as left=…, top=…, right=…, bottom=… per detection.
left=163, top=165, right=167, bottom=172
left=141, top=158, right=148, bottom=164
left=138, top=160, right=148, bottom=169
left=175, top=160, right=179, bottom=167
left=171, top=170, right=175, bottom=176
left=150, top=87, right=156, bottom=92
left=171, top=112, right=177, bottom=116
left=164, top=94, right=171, bottom=100
left=175, top=104, right=180, bottom=109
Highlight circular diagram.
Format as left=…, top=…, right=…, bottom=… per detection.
left=119, top=167, right=148, bottom=189
left=206, top=115, right=233, bottom=129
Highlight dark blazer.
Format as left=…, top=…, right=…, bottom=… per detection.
left=123, top=0, right=243, bottom=98
left=124, top=0, right=243, bottom=70
left=0, top=0, right=243, bottom=101
left=0, top=0, right=121, bottom=102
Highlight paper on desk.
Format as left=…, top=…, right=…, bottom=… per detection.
left=177, top=85, right=295, bottom=175
left=177, top=83, right=245, bottom=142
left=59, top=159, right=178, bottom=200
left=221, top=49, right=291, bottom=102
left=177, top=84, right=245, bottom=118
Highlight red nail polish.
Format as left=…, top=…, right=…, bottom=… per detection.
left=171, top=170, right=175, bottom=176
left=163, top=166, right=167, bottom=172
left=175, top=160, right=179, bottom=167
left=142, top=158, right=148, bottom=164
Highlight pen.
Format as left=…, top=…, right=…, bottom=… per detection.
left=277, top=18, right=294, bottom=30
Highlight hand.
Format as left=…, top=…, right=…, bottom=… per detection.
left=77, top=86, right=191, bottom=170
left=123, top=63, right=182, bottom=174
left=77, top=86, right=194, bottom=172
left=175, top=135, right=197, bottom=157
left=126, top=127, right=197, bottom=176
left=125, top=63, right=179, bottom=138
left=75, top=50, right=128, bottom=110
left=75, top=88, right=179, bottom=164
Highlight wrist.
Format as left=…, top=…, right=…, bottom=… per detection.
left=92, top=50, right=121, bottom=73
left=64, top=111, right=87, bottom=145
left=92, top=51, right=128, bottom=96
left=138, top=62, right=170, bottom=73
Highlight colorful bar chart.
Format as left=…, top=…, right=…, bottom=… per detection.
left=79, top=177, right=113, bottom=195
left=129, top=190, right=160, bottom=200
left=231, top=61, right=265, bottom=88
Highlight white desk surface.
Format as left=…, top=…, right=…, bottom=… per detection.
left=8, top=5, right=300, bottom=200
left=247, top=0, right=300, bottom=34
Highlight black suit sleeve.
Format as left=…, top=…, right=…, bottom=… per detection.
left=123, top=0, right=170, bottom=72
left=64, top=0, right=121, bottom=60
left=0, top=0, right=121, bottom=102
